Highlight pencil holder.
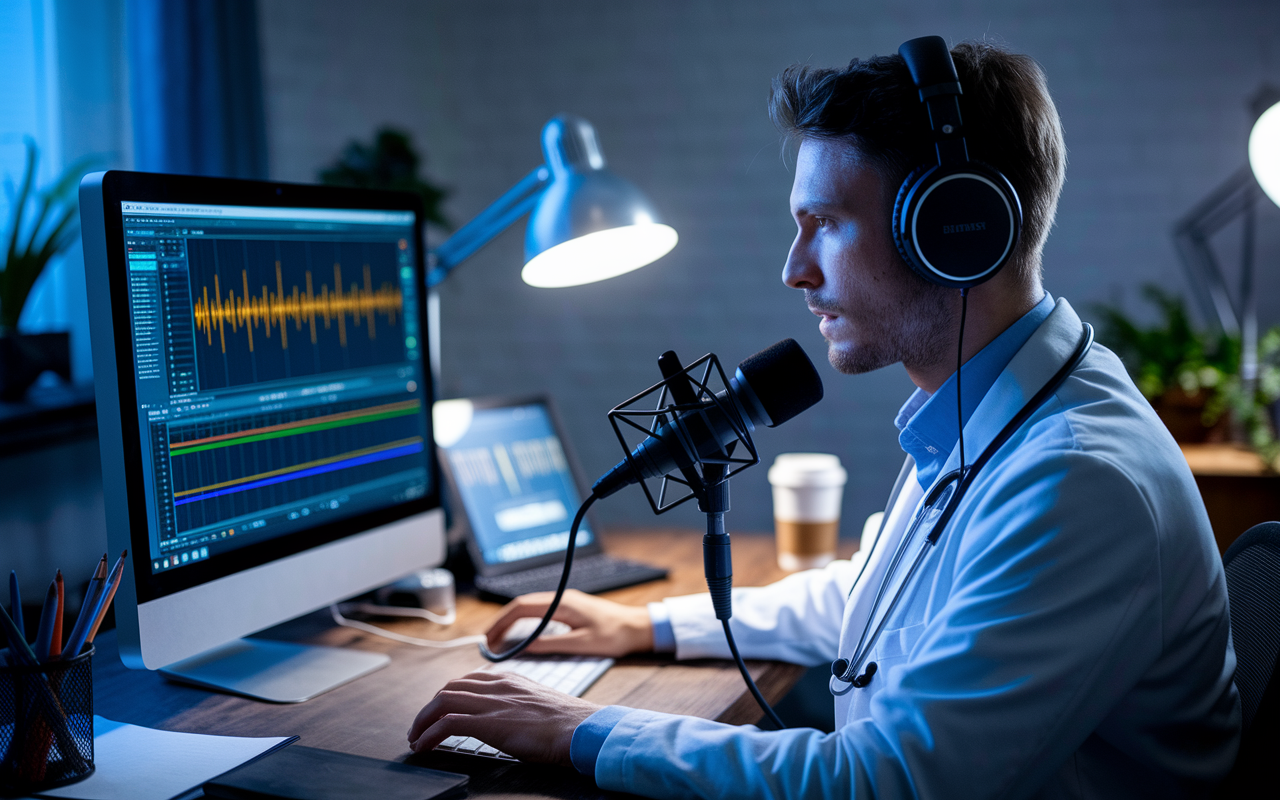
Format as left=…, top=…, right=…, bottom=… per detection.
left=0, top=646, right=94, bottom=795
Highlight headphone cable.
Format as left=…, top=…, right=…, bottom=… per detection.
left=957, top=287, right=969, bottom=478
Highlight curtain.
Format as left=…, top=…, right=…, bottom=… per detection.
left=126, top=0, right=268, bottom=179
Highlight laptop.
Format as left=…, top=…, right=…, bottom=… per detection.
left=432, top=395, right=667, bottom=601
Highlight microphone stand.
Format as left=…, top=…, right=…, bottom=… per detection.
left=699, top=463, right=734, bottom=622
left=605, top=348, right=784, bottom=728
left=697, top=462, right=786, bottom=729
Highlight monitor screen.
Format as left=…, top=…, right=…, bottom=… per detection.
left=117, top=200, right=433, bottom=590
left=434, top=400, right=594, bottom=566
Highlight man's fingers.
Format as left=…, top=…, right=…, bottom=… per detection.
left=485, top=598, right=557, bottom=647
left=485, top=592, right=593, bottom=649
left=407, top=674, right=513, bottom=740
left=409, top=713, right=471, bottom=754
left=522, top=627, right=597, bottom=654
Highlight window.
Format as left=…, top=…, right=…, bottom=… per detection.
left=0, top=0, right=131, bottom=384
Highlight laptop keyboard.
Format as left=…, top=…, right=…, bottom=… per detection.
left=474, top=553, right=667, bottom=601
left=433, top=654, right=614, bottom=761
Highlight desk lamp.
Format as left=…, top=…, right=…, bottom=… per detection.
left=423, top=115, right=677, bottom=382
left=426, top=115, right=677, bottom=288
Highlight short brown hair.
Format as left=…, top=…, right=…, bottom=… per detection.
left=769, top=41, right=1065, bottom=281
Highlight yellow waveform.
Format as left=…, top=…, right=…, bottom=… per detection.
left=192, top=262, right=403, bottom=353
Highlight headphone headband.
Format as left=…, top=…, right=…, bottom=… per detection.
left=899, top=36, right=968, bottom=166
left=891, top=36, right=1022, bottom=289
left=899, top=35, right=961, bottom=100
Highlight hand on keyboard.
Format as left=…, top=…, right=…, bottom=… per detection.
left=430, top=655, right=613, bottom=761
left=408, top=668, right=602, bottom=766
left=485, top=588, right=655, bottom=658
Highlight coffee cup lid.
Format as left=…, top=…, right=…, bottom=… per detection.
left=767, top=453, right=847, bottom=487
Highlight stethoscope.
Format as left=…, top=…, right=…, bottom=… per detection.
left=831, top=322, right=1095, bottom=692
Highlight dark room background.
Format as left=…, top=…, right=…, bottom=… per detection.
left=2, top=0, right=1278, bottom=587
left=258, top=0, right=1280, bottom=533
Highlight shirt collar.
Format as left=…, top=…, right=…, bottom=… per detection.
left=896, top=292, right=1054, bottom=491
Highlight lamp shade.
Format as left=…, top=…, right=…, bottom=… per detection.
left=1250, top=99, right=1280, bottom=208
left=522, top=116, right=677, bottom=288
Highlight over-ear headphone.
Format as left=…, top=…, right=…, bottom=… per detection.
left=892, top=36, right=1023, bottom=289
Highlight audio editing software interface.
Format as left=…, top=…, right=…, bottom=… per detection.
left=119, top=202, right=431, bottom=576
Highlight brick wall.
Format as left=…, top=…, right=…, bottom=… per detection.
left=258, top=0, right=1280, bottom=532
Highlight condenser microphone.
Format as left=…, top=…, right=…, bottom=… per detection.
left=592, top=339, right=824, bottom=498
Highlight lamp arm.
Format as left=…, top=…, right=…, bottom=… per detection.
left=427, top=165, right=551, bottom=286
left=1174, top=228, right=1240, bottom=335
left=1172, top=165, right=1260, bottom=334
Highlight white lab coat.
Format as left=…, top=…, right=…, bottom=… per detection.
left=591, top=299, right=1240, bottom=799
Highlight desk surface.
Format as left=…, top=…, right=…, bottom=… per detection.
left=94, top=530, right=855, bottom=799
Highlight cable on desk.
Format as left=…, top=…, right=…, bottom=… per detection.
left=340, top=601, right=457, bottom=626
left=479, top=492, right=598, bottom=662
left=329, top=604, right=484, bottom=648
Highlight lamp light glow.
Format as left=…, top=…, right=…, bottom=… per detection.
left=1250, top=100, right=1280, bottom=208
left=522, top=223, right=678, bottom=288
left=428, top=115, right=677, bottom=290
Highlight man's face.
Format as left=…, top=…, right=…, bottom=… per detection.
left=783, top=138, right=953, bottom=375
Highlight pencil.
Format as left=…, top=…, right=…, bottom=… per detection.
left=0, top=601, right=37, bottom=666
left=9, top=570, right=23, bottom=640
left=84, top=550, right=127, bottom=647
left=61, top=554, right=107, bottom=661
left=32, top=579, right=58, bottom=662
left=49, top=570, right=64, bottom=659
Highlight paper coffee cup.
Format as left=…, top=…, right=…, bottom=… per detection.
left=768, top=453, right=847, bottom=571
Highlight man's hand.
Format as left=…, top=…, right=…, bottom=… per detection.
left=485, top=589, right=654, bottom=658
left=407, top=671, right=601, bottom=766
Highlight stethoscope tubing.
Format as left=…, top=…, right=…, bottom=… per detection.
left=832, top=323, right=1095, bottom=688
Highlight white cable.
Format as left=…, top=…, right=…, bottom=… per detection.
left=329, top=604, right=485, bottom=649
left=344, top=601, right=457, bottom=626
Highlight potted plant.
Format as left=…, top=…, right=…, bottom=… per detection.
left=318, top=128, right=450, bottom=230
left=0, top=140, right=85, bottom=401
left=1093, top=285, right=1279, bottom=468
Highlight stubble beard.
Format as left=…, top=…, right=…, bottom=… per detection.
left=818, top=278, right=956, bottom=376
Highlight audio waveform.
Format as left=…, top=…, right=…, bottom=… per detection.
left=192, top=261, right=402, bottom=354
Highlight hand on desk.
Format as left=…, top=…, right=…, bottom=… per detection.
left=408, top=591, right=652, bottom=764
left=407, top=671, right=601, bottom=765
left=484, top=589, right=654, bottom=658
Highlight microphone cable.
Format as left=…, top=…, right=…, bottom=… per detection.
left=479, top=492, right=599, bottom=662
left=721, top=619, right=787, bottom=729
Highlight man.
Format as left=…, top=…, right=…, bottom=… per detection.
left=408, top=40, right=1240, bottom=798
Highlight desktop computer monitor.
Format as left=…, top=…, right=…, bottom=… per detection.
left=80, top=171, right=444, bottom=702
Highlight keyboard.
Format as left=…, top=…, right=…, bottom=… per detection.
left=474, top=553, right=667, bottom=601
left=434, top=654, right=614, bottom=761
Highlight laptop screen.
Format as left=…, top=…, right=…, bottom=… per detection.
left=433, top=399, right=595, bottom=566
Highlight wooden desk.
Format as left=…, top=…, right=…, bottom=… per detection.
left=1181, top=444, right=1280, bottom=554
left=93, top=530, right=852, bottom=799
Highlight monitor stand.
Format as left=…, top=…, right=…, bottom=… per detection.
left=158, top=638, right=390, bottom=703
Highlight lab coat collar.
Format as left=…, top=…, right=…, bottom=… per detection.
left=930, top=298, right=1088, bottom=488
left=895, top=293, right=1054, bottom=491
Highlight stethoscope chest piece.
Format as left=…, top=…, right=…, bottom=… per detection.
left=830, top=658, right=879, bottom=689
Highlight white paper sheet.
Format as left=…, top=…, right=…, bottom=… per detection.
left=33, top=716, right=293, bottom=800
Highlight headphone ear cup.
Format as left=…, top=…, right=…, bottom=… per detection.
left=894, top=161, right=1022, bottom=289
left=892, top=165, right=931, bottom=276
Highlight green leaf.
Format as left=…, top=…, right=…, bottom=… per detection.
left=0, top=140, right=92, bottom=332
